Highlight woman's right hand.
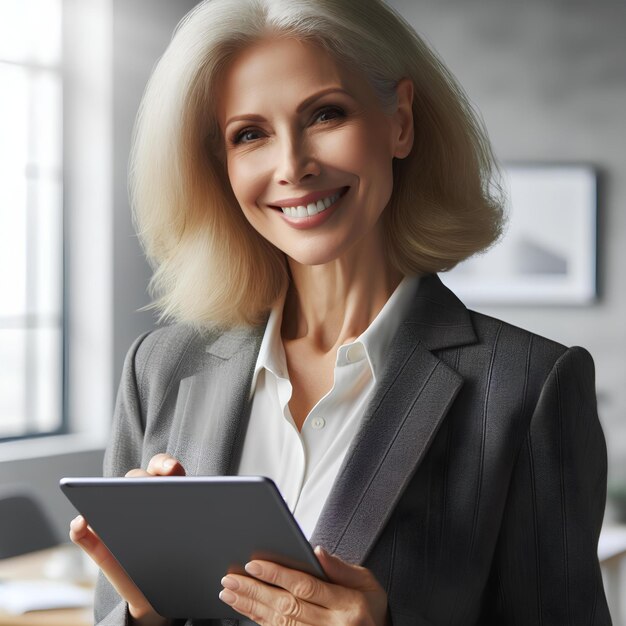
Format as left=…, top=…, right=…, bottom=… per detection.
left=69, top=453, right=186, bottom=626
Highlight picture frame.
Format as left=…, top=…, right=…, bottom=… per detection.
left=440, top=164, right=597, bottom=305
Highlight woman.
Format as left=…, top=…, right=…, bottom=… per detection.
left=70, top=0, right=611, bottom=624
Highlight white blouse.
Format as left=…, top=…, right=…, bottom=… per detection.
left=237, top=275, right=420, bottom=539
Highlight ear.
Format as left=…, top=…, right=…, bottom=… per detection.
left=391, top=78, right=414, bottom=159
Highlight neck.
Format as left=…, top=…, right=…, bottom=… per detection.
left=282, top=240, right=402, bottom=352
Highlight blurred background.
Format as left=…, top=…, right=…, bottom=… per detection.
left=0, top=0, right=624, bottom=621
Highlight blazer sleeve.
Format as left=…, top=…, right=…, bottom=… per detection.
left=94, top=332, right=150, bottom=626
left=479, top=346, right=612, bottom=625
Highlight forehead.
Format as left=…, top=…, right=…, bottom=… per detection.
left=217, top=37, right=363, bottom=120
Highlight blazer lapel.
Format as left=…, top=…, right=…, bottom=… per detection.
left=310, top=275, right=477, bottom=564
left=171, top=326, right=264, bottom=476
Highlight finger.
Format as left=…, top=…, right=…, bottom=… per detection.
left=243, top=560, right=337, bottom=608
left=125, top=468, right=152, bottom=477
left=69, top=516, right=154, bottom=615
left=220, top=574, right=328, bottom=625
left=146, top=453, right=186, bottom=476
left=314, top=547, right=381, bottom=592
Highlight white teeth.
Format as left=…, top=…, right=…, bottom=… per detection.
left=280, top=191, right=342, bottom=218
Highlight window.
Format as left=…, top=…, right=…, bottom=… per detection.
left=0, top=0, right=64, bottom=440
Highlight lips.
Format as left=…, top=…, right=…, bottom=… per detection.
left=269, top=187, right=349, bottom=231
left=268, top=187, right=349, bottom=219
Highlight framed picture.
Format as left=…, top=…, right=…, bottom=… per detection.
left=440, top=164, right=597, bottom=305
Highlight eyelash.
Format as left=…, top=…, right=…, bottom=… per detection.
left=231, top=128, right=262, bottom=145
left=230, top=105, right=347, bottom=146
left=313, top=105, right=346, bottom=123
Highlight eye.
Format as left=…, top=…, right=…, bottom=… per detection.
left=232, top=127, right=264, bottom=145
left=313, top=106, right=345, bottom=124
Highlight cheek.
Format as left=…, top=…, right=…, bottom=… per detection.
left=318, top=127, right=370, bottom=170
left=226, top=153, right=270, bottom=210
left=321, top=123, right=394, bottom=181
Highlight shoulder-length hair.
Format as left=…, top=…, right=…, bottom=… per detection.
left=131, top=0, right=505, bottom=329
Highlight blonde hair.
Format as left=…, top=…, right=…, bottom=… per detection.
left=131, top=0, right=504, bottom=329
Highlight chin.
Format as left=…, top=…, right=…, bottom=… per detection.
left=282, top=237, right=363, bottom=268
left=286, top=253, right=338, bottom=267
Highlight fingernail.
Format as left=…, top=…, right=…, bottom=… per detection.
left=221, top=575, right=239, bottom=591
left=219, top=589, right=236, bottom=604
left=315, top=545, right=328, bottom=557
left=245, top=561, right=262, bottom=576
left=164, top=459, right=176, bottom=469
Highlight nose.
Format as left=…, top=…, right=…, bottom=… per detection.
left=274, top=134, right=320, bottom=185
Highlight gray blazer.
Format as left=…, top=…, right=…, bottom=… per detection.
left=95, top=274, right=611, bottom=625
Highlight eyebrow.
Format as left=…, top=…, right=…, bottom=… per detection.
left=224, top=87, right=351, bottom=128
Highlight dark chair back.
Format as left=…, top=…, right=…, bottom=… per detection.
left=0, top=491, right=59, bottom=559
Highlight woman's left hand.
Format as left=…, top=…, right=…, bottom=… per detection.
left=219, top=546, right=389, bottom=626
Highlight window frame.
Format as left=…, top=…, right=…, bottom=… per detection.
left=0, top=4, right=67, bottom=443
left=0, top=0, right=114, bottom=452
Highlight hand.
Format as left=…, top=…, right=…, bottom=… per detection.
left=69, top=453, right=186, bottom=626
left=219, top=546, right=389, bottom=626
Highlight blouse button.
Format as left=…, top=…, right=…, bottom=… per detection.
left=346, top=343, right=365, bottom=363
left=311, top=417, right=326, bottom=430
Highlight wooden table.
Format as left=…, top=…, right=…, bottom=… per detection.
left=0, top=545, right=93, bottom=626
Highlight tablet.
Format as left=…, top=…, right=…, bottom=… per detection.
left=60, top=476, right=325, bottom=619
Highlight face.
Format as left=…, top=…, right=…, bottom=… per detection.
left=217, top=37, right=413, bottom=267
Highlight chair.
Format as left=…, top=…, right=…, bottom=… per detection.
left=0, top=490, right=59, bottom=559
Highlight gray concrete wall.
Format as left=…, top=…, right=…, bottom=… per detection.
left=107, top=0, right=626, bottom=491
left=112, top=0, right=198, bottom=392
left=387, top=0, right=626, bottom=487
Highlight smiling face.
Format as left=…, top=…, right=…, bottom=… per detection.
left=218, top=37, right=413, bottom=268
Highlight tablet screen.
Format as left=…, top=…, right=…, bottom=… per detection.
left=60, top=476, right=324, bottom=619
